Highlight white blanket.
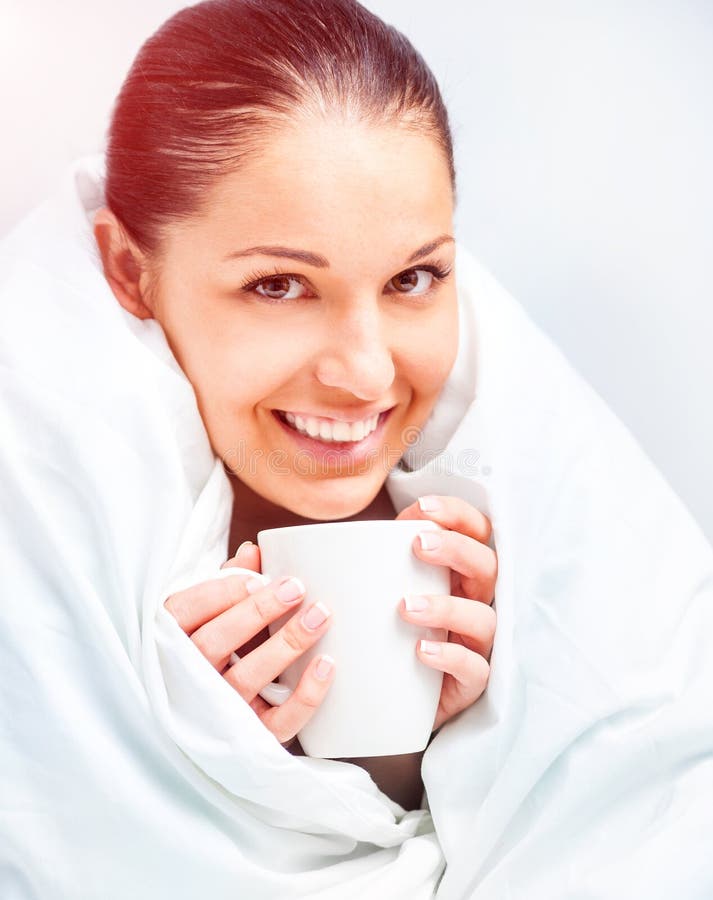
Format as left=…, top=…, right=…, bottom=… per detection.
left=1, top=153, right=712, bottom=900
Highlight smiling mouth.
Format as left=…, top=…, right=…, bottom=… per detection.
left=272, top=408, right=393, bottom=446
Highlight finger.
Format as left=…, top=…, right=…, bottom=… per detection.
left=164, top=572, right=256, bottom=634
left=412, top=528, right=498, bottom=604
left=222, top=599, right=331, bottom=700
left=417, top=639, right=490, bottom=709
left=396, top=495, right=492, bottom=545
left=400, top=593, right=496, bottom=658
left=222, top=541, right=262, bottom=572
left=247, top=692, right=272, bottom=718
left=192, top=576, right=310, bottom=672
left=257, top=654, right=336, bottom=746
left=245, top=694, right=299, bottom=751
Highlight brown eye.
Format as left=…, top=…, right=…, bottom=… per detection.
left=389, top=268, right=434, bottom=294
left=255, top=275, right=306, bottom=301
left=260, top=276, right=290, bottom=298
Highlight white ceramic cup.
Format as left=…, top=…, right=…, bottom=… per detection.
left=254, top=518, right=450, bottom=758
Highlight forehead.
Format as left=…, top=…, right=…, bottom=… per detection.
left=184, top=118, right=453, bottom=263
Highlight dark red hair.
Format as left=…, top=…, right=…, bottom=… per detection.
left=104, top=0, right=456, bottom=256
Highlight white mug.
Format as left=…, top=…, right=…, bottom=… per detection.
left=251, top=518, right=450, bottom=758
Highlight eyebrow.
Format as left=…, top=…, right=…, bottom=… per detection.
left=221, top=234, right=455, bottom=268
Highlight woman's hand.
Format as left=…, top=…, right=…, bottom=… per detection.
left=395, top=495, right=497, bottom=732
left=163, top=543, right=335, bottom=749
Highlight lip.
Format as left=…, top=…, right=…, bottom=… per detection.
left=271, top=407, right=395, bottom=465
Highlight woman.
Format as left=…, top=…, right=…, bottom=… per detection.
left=92, top=0, right=497, bottom=812
left=2, top=1, right=712, bottom=898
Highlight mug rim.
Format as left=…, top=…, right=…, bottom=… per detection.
left=257, top=518, right=443, bottom=541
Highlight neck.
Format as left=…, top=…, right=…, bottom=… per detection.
left=226, top=474, right=397, bottom=556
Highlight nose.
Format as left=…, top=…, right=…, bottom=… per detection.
left=314, top=304, right=396, bottom=400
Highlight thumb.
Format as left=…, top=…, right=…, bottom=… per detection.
left=221, top=540, right=262, bottom=573
left=394, top=502, right=420, bottom=520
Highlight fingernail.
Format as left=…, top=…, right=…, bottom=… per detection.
left=418, top=495, right=441, bottom=512
left=418, top=530, right=442, bottom=551
left=404, top=594, right=429, bottom=612
left=420, top=640, right=441, bottom=655
left=315, top=654, right=335, bottom=680
left=302, top=601, right=330, bottom=630
left=276, top=576, right=306, bottom=604
left=236, top=540, right=254, bottom=555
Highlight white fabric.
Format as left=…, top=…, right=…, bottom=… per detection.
left=1, top=153, right=712, bottom=899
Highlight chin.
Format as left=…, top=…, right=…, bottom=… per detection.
left=280, top=477, right=383, bottom=522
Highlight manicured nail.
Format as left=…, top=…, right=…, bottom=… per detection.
left=276, top=576, right=306, bottom=604
left=418, top=530, right=442, bottom=551
left=403, top=594, right=429, bottom=612
left=420, top=640, right=441, bottom=655
left=302, top=602, right=331, bottom=630
left=418, top=495, right=441, bottom=513
left=315, top=654, right=335, bottom=680
left=236, top=540, right=254, bottom=555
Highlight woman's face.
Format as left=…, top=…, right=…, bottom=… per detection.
left=144, top=116, right=458, bottom=521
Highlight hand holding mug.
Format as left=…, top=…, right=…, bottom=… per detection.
left=163, top=556, right=335, bottom=748
left=395, top=495, right=498, bottom=731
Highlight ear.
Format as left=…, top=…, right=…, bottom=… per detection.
left=93, top=207, right=155, bottom=320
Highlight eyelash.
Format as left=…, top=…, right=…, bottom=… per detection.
left=237, top=261, right=453, bottom=305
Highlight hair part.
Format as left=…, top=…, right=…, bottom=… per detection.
left=104, top=0, right=456, bottom=259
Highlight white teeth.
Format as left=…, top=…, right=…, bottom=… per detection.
left=280, top=411, right=381, bottom=442
left=331, top=421, right=353, bottom=441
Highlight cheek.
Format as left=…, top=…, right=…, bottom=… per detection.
left=206, top=337, right=304, bottom=408
left=400, top=304, right=459, bottom=393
